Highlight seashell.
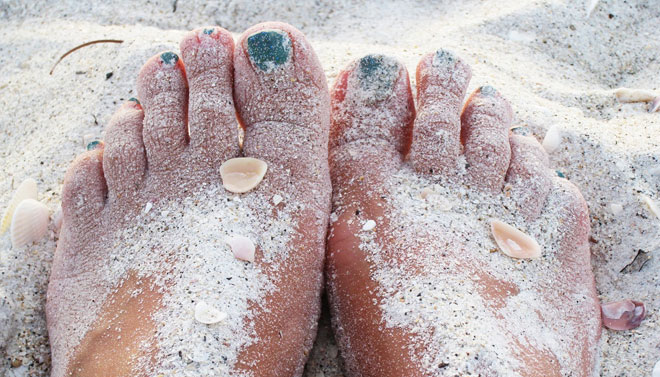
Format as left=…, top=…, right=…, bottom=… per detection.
left=490, top=219, right=541, bottom=259
left=542, top=125, right=561, bottom=154
left=272, top=194, right=283, bottom=205
left=601, top=299, right=646, bottom=330
left=10, top=199, right=49, bottom=248
left=653, top=359, right=660, bottom=377
left=639, top=194, right=659, bottom=219
left=650, top=96, right=660, bottom=113
left=194, top=300, right=227, bottom=324
left=52, top=207, right=63, bottom=233
left=226, top=235, right=255, bottom=262
left=1, top=178, right=38, bottom=234
left=219, top=157, right=268, bottom=194
left=143, top=202, right=153, bottom=214
left=362, top=219, right=376, bottom=231
left=614, top=88, right=658, bottom=103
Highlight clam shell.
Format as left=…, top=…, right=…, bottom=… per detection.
left=10, top=199, right=49, bottom=248
left=227, top=235, right=255, bottom=262
left=219, top=157, right=267, bottom=194
left=601, top=299, right=646, bottom=330
left=490, top=219, right=541, bottom=259
left=1, top=178, right=38, bottom=234
left=194, top=300, right=227, bottom=324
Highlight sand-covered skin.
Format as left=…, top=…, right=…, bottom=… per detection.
left=0, top=0, right=659, bottom=376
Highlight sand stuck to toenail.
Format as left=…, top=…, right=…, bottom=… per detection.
left=330, top=165, right=601, bottom=375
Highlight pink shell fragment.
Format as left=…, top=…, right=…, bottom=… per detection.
left=601, top=299, right=646, bottom=330
left=227, top=235, right=255, bottom=262
left=490, top=219, right=541, bottom=259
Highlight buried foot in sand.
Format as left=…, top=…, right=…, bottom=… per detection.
left=46, top=23, right=330, bottom=376
left=326, top=52, right=601, bottom=376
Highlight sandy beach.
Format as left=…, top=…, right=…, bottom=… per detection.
left=0, top=0, right=659, bottom=375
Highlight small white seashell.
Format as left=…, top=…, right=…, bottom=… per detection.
left=227, top=235, right=255, bottom=262
left=220, top=157, right=268, bottom=194
left=614, top=88, right=658, bottom=103
left=653, top=359, right=660, bottom=377
left=143, top=202, right=153, bottom=214
left=194, top=300, right=227, bottom=324
left=542, top=125, right=561, bottom=154
left=1, top=178, right=38, bottom=234
left=639, top=194, right=659, bottom=219
left=490, top=219, right=541, bottom=259
left=52, top=206, right=63, bottom=233
left=609, top=203, right=623, bottom=215
left=586, top=0, right=599, bottom=17
left=10, top=199, right=49, bottom=248
left=650, top=96, right=660, bottom=113
left=273, top=194, right=283, bottom=205
left=362, top=220, right=376, bottom=231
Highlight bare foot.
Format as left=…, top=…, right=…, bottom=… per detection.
left=47, top=23, right=330, bottom=377
left=326, top=52, right=601, bottom=376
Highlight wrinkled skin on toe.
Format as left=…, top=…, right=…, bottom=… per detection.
left=326, top=51, right=601, bottom=377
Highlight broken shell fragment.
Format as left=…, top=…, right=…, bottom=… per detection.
left=490, top=219, right=541, bottom=259
left=10, top=199, right=49, bottom=248
left=650, top=96, right=660, bottom=113
left=614, top=88, right=658, bottom=103
left=362, top=219, right=376, bottom=231
left=639, top=194, right=659, bottom=219
left=219, top=157, right=268, bottom=194
left=601, top=299, right=646, bottom=330
left=1, top=178, right=38, bottom=234
left=227, top=235, right=255, bottom=262
left=194, top=300, right=228, bottom=324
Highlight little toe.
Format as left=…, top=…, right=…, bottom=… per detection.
left=136, top=51, right=189, bottom=172
left=234, top=22, right=330, bottom=200
left=460, top=85, right=513, bottom=191
left=180, top=27, right=239, bottom=166
left=505, top=128, right=553, bottom=220
left=329, top=54, right=415, bottom=200
left=61, top=148, right=107, bottom=231
left=409, top=49, right=471, bottom=176
left=102, top=99, right=146, bottom=202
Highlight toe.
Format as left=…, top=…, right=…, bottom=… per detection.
left=61, top=148, right=107, bottom=230
left=329, top=54, right=415, bottom=202
left=180, top=27, right=239, bottom=165
left=505, top=128, right=553, bottom=220
left=409, top=49, right=471, bottom=176
left=460, top=86, right=513, bottom=191
left=103, top=99, right=146, bottom=201
left=234, top=22, right=330, bottom=202
left=136, top=51, right=189, bottom=172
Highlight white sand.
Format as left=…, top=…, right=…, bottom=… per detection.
left=0, top=0, right=658, bottom=375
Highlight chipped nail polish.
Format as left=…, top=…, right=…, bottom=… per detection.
left=357, top=54, right=399, bottom=102
left=510, top=126, right=531, bottom=136
left=128, top=97, right=140, bottom=104
left=203, top=28, right=214, bottom=35
left=160, top=51, right=179, bottom=65
left=247, top=30, right=291, bottom=72
left=555, top=170, right=565, bottom=178
left=86, top=140, right=103, bottom=151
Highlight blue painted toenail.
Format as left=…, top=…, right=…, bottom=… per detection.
left=510, top=126, right=530, bottom=136
left=556, top=170, right=565, bottom=178
left=432, top=49, right=457, bottom=66
left=203, top=28, right=214, bottom=35
left=480, top=85, right=497, bottom=96
left=128, top=97, right=140, bottom=104
left=357, top=54, right=399, bottom=101
left=86, top=140, right=102, bottom=151
left=160, top=52, right=179, bottom=65
left=247, top=30, right=291, bottom=72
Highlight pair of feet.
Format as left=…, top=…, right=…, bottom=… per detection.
left=47, top=23, right=601, bottom=376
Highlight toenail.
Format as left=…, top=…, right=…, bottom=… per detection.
left=356, top=54, right=399, bottom=101
left=247, top=30, right=292, bottom=72
left=128, top=97, right=140, bottom=104
left=203, top=28, right=214, bottom=35
left=432, top=49, right=457, bottom=66
left=160, top=51, right=179, bottom=65
left=479, top=85, right=497, bottom=96
left=510, top=126, right=530, bottom=136
left=86, top=140, right=103, bottom=151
